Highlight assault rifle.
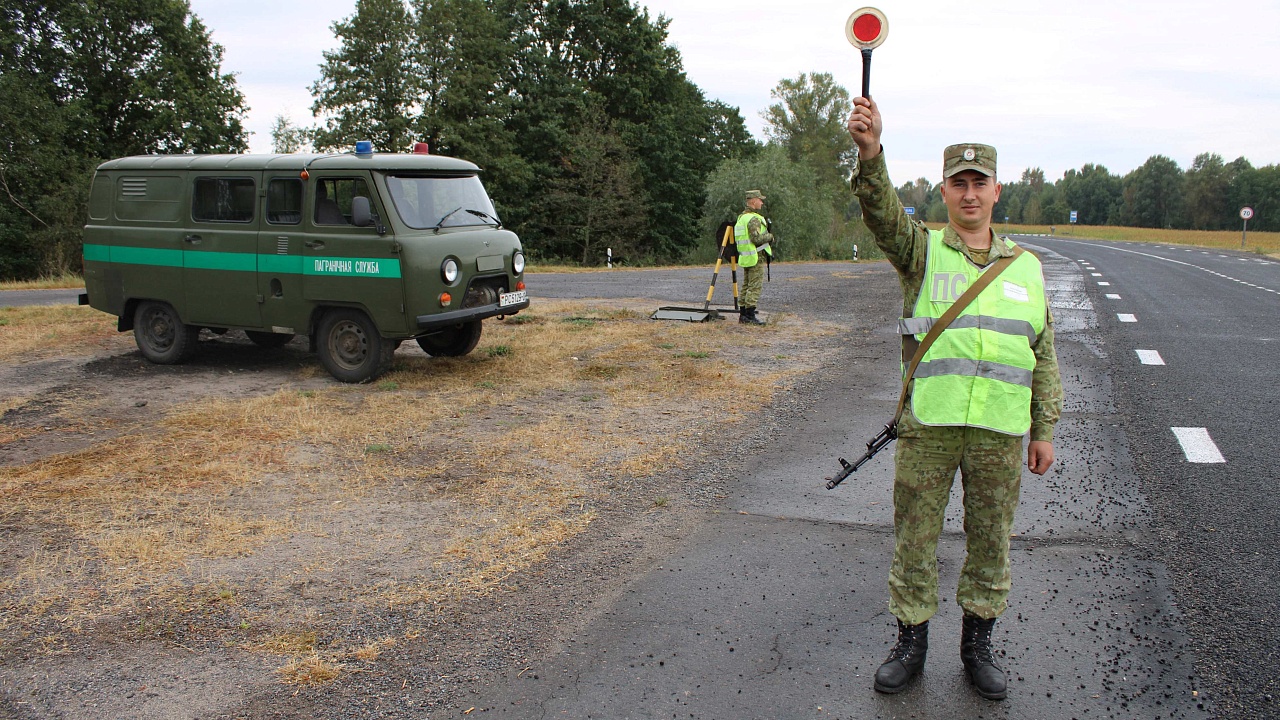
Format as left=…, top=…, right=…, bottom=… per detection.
left=825, top=422, right=896, bottom=489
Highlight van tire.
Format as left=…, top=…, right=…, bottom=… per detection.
left=316, top=308, right=394, bottom=383
left=134, top=301, right=199, bottom=364
left=416, top=321, right=482, bottom=357
left=245, top=330, right=295, bottom=348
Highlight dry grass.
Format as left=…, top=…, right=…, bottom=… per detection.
left=275, top=655, right=344, bottom=686
left=0, top=304, right=129, bottom=362
left=0, top=273, right=84, bottom=291
left=0, top=299, right=836, bottom=678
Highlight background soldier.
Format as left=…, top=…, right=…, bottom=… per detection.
left=846, top=95, right=1063, bottom=700
left=734, top=190, right=774, bottom=325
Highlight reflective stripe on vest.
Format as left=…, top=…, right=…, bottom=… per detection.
left=734, top=212, right=765, bottom=268
left=906, top=229, right=1046, bottom=435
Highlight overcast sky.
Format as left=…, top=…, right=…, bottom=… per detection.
left=188, top=0, right=1280, bottom=186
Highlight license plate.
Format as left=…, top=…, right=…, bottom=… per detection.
left=499, top=290, right=527, bottom=307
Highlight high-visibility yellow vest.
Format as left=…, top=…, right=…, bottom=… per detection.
left=901, top=229, right=1046, bottom=435
left=734, top=211, right=768, bottom=268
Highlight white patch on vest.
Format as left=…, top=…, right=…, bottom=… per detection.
left=1003, top=280, right=1029, bottom=302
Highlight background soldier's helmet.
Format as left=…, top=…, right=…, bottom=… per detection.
left=745, top=189, right=766, bottom=201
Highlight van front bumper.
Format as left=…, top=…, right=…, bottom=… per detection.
left=415, top=298, right=529, bottom=331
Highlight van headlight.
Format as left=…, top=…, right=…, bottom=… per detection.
left=442, top=258, right=459, bottom=284
left=513, top=251, right=525, bottom=274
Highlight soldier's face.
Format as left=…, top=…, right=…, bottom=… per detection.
left=747, top=197, right=763, bottom=211
left=940, top=170, right=1001, bottom=230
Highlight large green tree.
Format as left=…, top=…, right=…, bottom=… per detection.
left=1183, top=153, right=1234, bottom=231
left=1058, top=163, right=1121, bottom=226
left=1231, top=163, right=1280, bottom=233
left=761, top=72, right=858, bottom=190
left=1119, top=155, right=1184, bottom=229
left=542, top=103, right=647, bottom=264
left=310, top=0, right=417, bottom=152
left=0, top=0, right=246, bottom=279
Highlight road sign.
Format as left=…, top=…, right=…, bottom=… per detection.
left=904, top=206, right=915, bottom=216
left=1070, top=210, right=1078, bottom=223
left=1241, top=206, right=1254, bottom=220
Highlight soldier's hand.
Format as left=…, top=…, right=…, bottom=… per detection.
left=1027, top=440, right=1054, bottom=475
left=847, top=96, right=882, bottom=161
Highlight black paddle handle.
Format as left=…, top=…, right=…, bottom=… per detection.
left=861, top=48, right=872, bottom=98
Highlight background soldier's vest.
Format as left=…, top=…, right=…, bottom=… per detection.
left=734, top=212, right=767, bottom=268
left=902, top=229, right=1046, bottom=435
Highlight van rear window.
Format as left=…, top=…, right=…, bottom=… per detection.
left=192, top=177, right=255, bottom=223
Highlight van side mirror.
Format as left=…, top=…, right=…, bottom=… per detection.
left=351, top=196, right=386, bottom=235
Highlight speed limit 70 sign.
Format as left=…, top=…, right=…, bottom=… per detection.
left=1240, top=206, right=1255, bottom=220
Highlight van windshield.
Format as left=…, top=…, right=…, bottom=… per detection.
left=384, top=174, right=500, bottom=230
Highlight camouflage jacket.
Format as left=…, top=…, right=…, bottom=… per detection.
left=852, top=151, right=1063, bottom=442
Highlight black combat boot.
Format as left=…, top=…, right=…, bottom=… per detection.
left=960, top=614, right=1007, bottom=700
left=873, top=619, right=928, bottom=693
left=739, top=306, right=764, bottom=325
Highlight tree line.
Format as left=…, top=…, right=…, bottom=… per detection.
left=2, top=0, right=1278, bottom=281
left=898, top=154, right=1279, bottom=234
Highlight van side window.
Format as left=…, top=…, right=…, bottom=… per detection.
left=266, top=179, right=303, bottom=225
left=192, top=177, right=255, bottom=223
left=314, top=178, right=372, bottom=226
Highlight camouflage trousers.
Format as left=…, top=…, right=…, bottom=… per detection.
left=741, top=263, right=765, bottom=308
left=888, top=411, right=1023, bottom=625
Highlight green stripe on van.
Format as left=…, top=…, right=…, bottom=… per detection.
left=259, top=254, right=305, bottom=274
left=83, top=244, right=401, bottom=278
left=184, top=250, right=257, bottom=272
left=91, top=244, right=185, bottom=268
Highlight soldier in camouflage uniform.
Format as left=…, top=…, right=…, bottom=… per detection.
left=846, top=96, right=1063, bottom=700
left=734, top=190, right=774, bottom=325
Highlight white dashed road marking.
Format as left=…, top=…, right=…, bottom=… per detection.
left=1118, top=313, right=1137, bottom=322
left=1171, top=427, right=1226, bottom=463
left=1105, top=293, right=1121, bottom=299
left=1136, top=349, right=1165, bottom=365
left=1098, top=281, right=1111, bottom=286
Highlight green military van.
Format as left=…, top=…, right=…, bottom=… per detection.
left=80, top=143, right=528, bottom=382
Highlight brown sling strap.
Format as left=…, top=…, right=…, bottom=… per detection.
left=891, top=245, right=1026, bottom=427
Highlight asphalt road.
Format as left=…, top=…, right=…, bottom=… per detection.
left=0, top=288, right=84, bottom=307
left=471, top=247, right=1242, bottom=719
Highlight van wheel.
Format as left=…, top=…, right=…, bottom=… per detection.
left=134, top=301, right=199, bottom=364
left=316, top=308, right=394, bottom=383
left=416, top=321, right=482, bottom=357
left=245, top=330, right=295, bottom=348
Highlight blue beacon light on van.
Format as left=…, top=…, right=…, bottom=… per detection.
left=354, top=140, right=373, bottom=156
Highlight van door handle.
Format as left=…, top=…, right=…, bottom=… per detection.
left=305, top=240, right=324, bottom=249
left=184, top=234, right=202, bottom=244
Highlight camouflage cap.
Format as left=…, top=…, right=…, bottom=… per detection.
left=745, top=190, right=766, bottom=200
left=943, top=143, right=997, bottom=178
